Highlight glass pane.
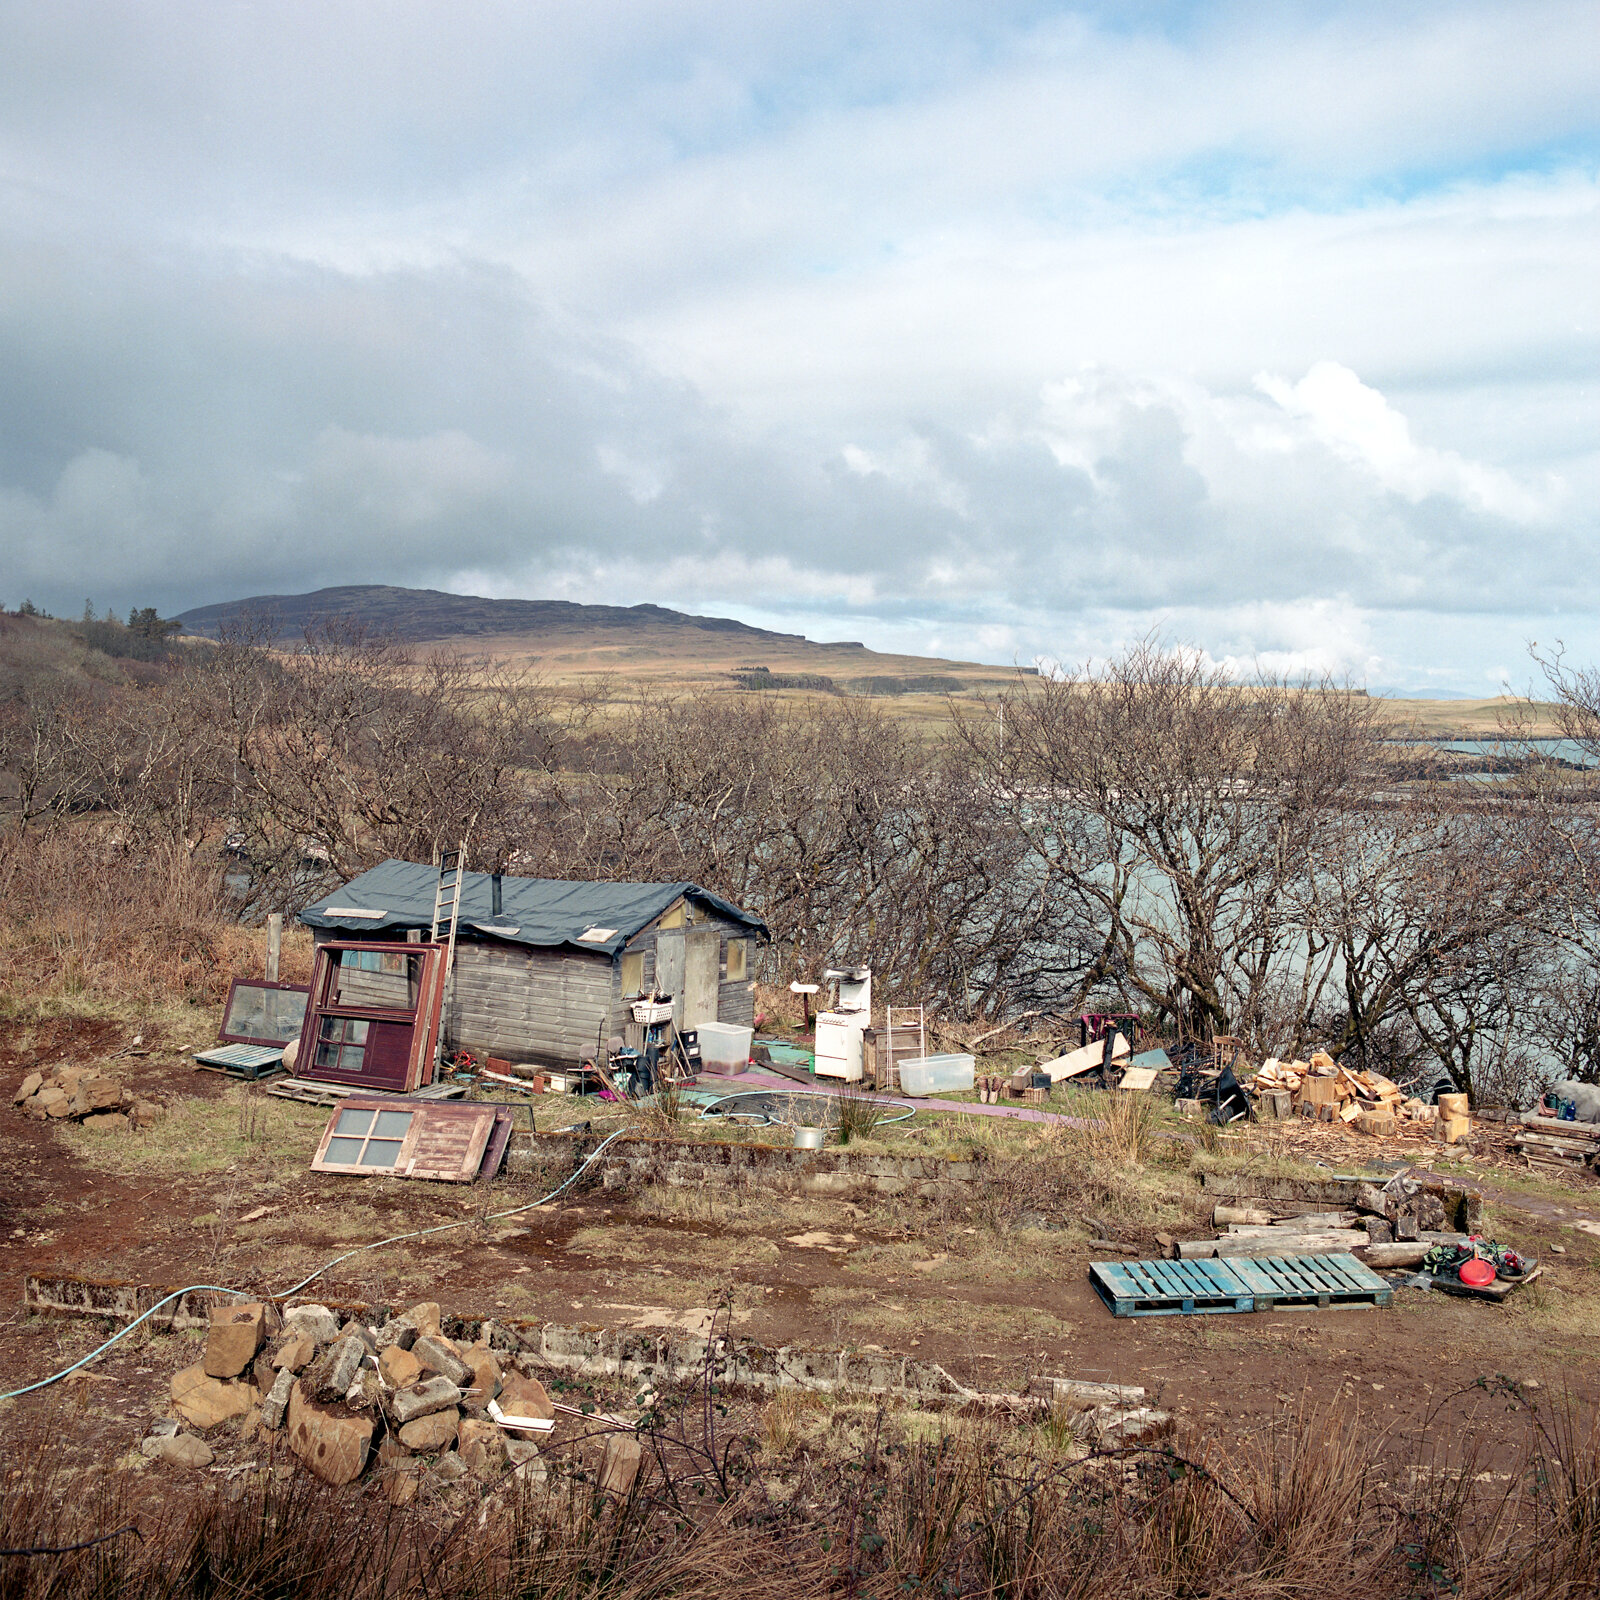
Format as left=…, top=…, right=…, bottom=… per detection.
left=359, top=1139, right=403, bottom=1168
left=348, top=1019, right=369, bottom=1044
left=261, top=988, right=308, bottom=1041
left=373, top=1110, right=413, bottom=1138
left=324, top=1137, right=363, bottom=1164
left=224, top=986, right=268, bottom=1038
left=319, top=1014, right=344, bottom=1040
left=336, top=961, right=416, bottom=1011
left=339, top=1045, right=366, bottom=1072
left=334, top=1108, right=373, bottom=1136
left=314, top=1041, right=342, bottom=1068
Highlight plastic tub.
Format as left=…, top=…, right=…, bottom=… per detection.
left=897, top=1053, right=976, bottom=1098
left=696, top=1022, right=754, bottom=1073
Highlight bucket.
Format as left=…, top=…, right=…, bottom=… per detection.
left=793, top=1126, right=827, bottom=1150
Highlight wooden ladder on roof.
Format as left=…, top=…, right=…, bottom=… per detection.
left=429, top=844, right=467, bottom=1081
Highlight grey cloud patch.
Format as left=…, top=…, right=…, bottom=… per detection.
left=0, top=234, right=1583, bottom=639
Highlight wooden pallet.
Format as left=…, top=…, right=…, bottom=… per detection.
left=264, top=1078, right=469, bottom=1108
left=1090, top=1252, right=1393, bottom=1317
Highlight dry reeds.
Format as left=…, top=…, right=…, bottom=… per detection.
left=3, top=1388, right=1600, bottom=1599
left=0, top=825, right=310, bottom=1008
left=1086, top=1087, right=1158, bottom=1166
left=834, top=1084, right=887, bottom=1144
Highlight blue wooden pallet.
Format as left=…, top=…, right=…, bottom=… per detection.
left=1090, top=1252, right=1393, bottom=1317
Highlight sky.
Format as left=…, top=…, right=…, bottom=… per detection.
left=0, top=1, right=1596, bottom=695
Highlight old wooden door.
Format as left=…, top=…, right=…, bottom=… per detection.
left=655, top=931, right=684, bottom=1023
left=682, top=928, right=721, bottom=1028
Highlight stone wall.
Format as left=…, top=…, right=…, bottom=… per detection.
left=23, top=1272, right=1139, bottom=1412
left=508, top=1126, right=982, bottom=1198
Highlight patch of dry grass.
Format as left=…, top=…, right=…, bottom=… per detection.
left=55, top=1082, right=327, bottom=1177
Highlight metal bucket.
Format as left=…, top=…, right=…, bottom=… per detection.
left=793, top=1126, right=827, bottom=1150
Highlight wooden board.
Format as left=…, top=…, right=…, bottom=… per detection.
left=1090, top=1252, right=1392, bottom=1317
left=265, top=1078, right=467, bottom=1107
left=1038, top=1035, right=1129, bottom=1082
left=682, top=927, right=721, bottom=1029
left=1116, top=1067, right=1159, bottom=1092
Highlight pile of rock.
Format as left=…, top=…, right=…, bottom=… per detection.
left=12, top=1064, right=162, bottom=1132
left=163, top=1297, right=576, bottom=1503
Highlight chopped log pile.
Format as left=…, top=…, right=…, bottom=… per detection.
left=1511, top=1113, right=1600, bottom=1176
left=1181, top=1169, right=1484, bottom=1269
left=1249, top=1051, right=1472, bottom=1143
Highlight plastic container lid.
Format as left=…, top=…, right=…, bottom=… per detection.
left=1458, top=1258, right=1495, bottom=1287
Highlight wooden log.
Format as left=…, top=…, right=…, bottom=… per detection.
left=1356, top=1242, right=1430, bottom=1268
left=1300, top=1075, right=1338, bottom=1107
left=1440, top=1116, right=1472, bottom=1144
left=1518, top=1112, right=1600, bottom=1137
left=1212, top=1205, right=1273, bottom=1227
left=1437, top=1093, right=1469, bottom=1120
left=1356, top=1111, right=1397, bottom=1136
left=1221, top=1212, right=1356, bottom=1234
left=1180, top=1233, right=1364, bottom=1260
left=1515, top=1132, right=1596, bottom=1153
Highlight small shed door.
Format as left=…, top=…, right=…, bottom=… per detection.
left=683, top=928, right=721, bottom=1028
left=656, top=931, right=685, bottom=1024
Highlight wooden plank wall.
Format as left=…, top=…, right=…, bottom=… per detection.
left=614, top=913, right=757, bottom=1035
left=450, top=944, right=616, bottom=1067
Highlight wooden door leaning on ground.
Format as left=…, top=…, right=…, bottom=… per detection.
left=683, top=928, right=720, bottom=1028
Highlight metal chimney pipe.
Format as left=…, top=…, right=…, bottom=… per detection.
left=491, top=872, right=503, bottom=919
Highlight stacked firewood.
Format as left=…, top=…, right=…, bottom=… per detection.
left=1249, top=1051, right=1470, bottom=1141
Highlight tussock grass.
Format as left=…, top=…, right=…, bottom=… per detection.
left=4, top=1382, right=1600, bottom=1598
left=0, top=828, right=313, bottom=1008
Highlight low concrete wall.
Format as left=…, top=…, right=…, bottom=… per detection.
left=508, top=1126, right=982, bottom=1198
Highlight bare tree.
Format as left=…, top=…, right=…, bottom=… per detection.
left=963, top=638, right=1385, bottom=1044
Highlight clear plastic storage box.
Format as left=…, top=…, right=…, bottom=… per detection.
left=695, top=1022, right=754, bottom=1072
left=896, top=1053, right=976, bottom=1097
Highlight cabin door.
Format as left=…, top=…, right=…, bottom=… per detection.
left=682, top=929, right=721, bottom=1028
left=655, top=931, right=685, bottom=1026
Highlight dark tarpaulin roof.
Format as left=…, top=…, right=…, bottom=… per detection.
left=298, top=859, right=767, bottom=957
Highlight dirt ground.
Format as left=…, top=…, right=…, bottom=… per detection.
left=4, top=1006, right=1600, bottom=1479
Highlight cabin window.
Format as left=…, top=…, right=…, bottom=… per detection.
left=726, top=939, right=748, bottom=982
left=620, top=950, right=645, bottom=995
left=659, top=903, right=685, bottom=930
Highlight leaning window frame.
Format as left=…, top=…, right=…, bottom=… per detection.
left=295, top=939, right=449, bottom=1093
left=218, top=978, right=312, bottom=1048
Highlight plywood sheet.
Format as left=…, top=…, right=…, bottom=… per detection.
left=1039, top=1035, right=1130, bottom=1082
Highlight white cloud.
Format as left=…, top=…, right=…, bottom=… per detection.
left=0, top=2, right=1594, bottom=691
left=1255, top=361, right=1554, bottom=522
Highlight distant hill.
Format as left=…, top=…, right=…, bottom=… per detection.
left=174, top=584, right=1042, bottom=712
left=177, top=585, right=850, bottom=648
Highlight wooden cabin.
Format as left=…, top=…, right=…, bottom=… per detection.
left=298, top=860, right=767, bottom=1070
